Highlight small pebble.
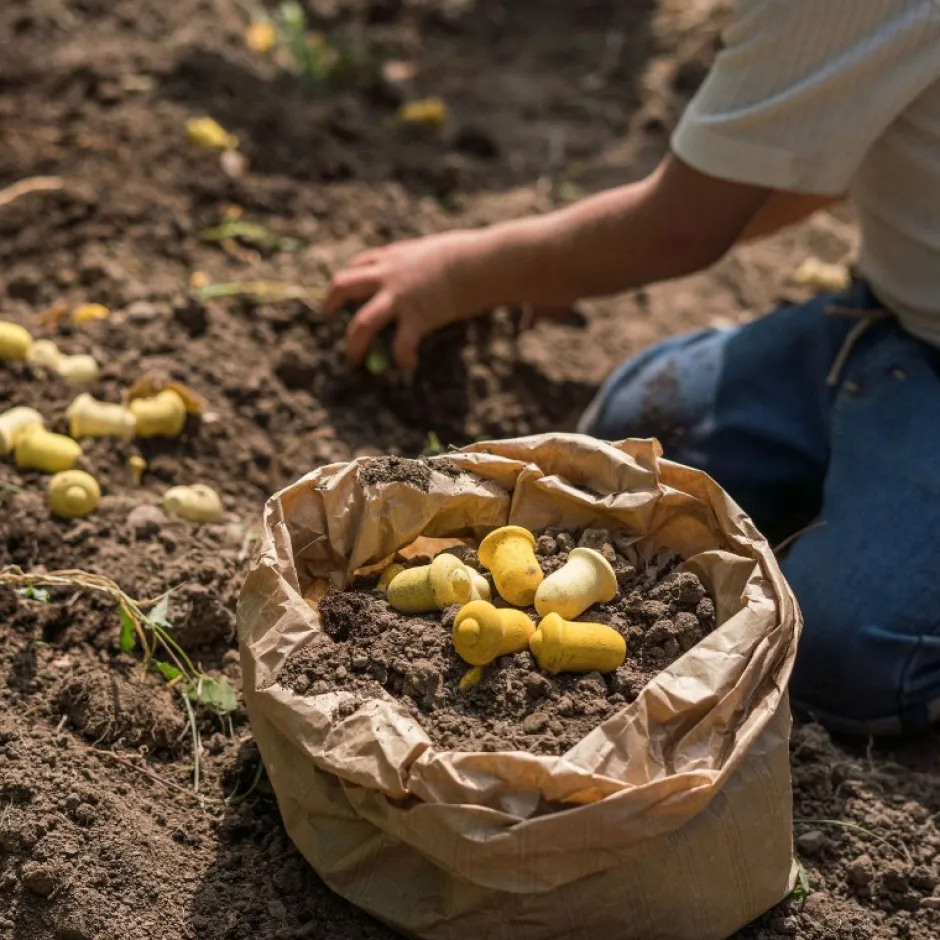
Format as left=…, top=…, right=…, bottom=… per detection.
left=334, top=666, right=348, bottom=680
left=847, top=854, right=874, bottom=887
left=522, top=712, right=549, bottom=734
left=796, top=829, right=827, bottom=855
left=555, top=532, right=575, bottom=553
left=350, top=654, right=369, bottom=671
left=578, top=528, right=610, bottom=551
left=524, top=673, right=552, bottom=699
left=126, top=504, right=167, bottom=540
left=535, top=534, right=557, bottom=556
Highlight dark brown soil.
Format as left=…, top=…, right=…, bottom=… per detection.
left=280, top=531, right=713, bottom=755
left=0, top=0, right=935, bottom=938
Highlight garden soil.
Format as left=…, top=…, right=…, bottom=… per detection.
left=0, top=1, right=937, bottom=939
left=279, top=542, right=716, bottom=756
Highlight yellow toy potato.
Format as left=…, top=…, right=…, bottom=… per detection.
left=67, top=394, right=136, bottom=439
left=130, top=389, right=187, bottom=438
left=48, top=469, right=100, bottom=519
left=0, top=406, right=45, bottom=455
left=0, top=321, right=32, bottom=362
left=529, top=613, right=626, bottom=675
left=535, top=547, right=618, bottom=620
left=15, top=427, right=83, bottom=473
left=477, top=525, right=543, bottom=607
left=386, top=554, right=471, bottom=614
left=163, top=484, right=224, bottom=523
left=453, top=600, right=535, bottom=667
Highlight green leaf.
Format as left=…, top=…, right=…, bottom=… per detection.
left=16, top=586, right=50, bottom=603
left=148, top=594, right=173, bottom=630
left=793, top=858, right=812, bottom=900
left=187, top=676, right=238, bottom=715
left=155, top=661, right=182, bottom=682
left=422, top=431, right=443, bottom=456
left=118, top=606, right=137, bottom=653
left=364, top=340, right=391, bottom=376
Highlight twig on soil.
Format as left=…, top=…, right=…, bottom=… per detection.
left=0, top=176, right=66, bottom=209
left=181, top=692, right=202, bottom=794
left=87, top=747, right=220, bottom=804
left=795, top=817, right=911, bottom=862
left=0, top=566, right=238, bottom=796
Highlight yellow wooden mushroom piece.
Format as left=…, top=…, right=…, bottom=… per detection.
left=377, top=563, right=405, bottom=593
left=465, top=567, right=491, bottom=602
left=67, top=394, right=136, bottom=439
left=57, top=354, right=100, bottom=387
left=477, top=525, right=543, bottom=607
left=529, top=613, right=626, bottom=675
left=27, top=339, right=63, bottom=370
left=0, top=406, right=45, bottom=455
left=535, top=547, right=618, bottom=620
left=0, top=321, right=32, bottom=362
left=130, top=389, right=187, bottom=438
left=48, top=469, right=101, bottom=519
left=386, top=554, right=471, bottom=614
left=163, top=484, right=224, bottom=523
left=15, top=427, right=83, bottom=473
left=453, top=600, right=535, bottom=667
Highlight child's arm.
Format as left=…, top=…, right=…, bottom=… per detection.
left=325, top=154, right=769, bottom=370
left=739, top=192, right=845, bottom=244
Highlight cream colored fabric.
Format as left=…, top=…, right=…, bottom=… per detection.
left=672, top=0, right=940, bottom=346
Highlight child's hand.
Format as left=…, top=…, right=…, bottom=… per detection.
left=324, top=230, right=494, bottom=373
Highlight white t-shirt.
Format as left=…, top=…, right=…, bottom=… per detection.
left=672, top=0, right=940, bottom=347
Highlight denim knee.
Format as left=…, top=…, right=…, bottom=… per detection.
left=786, top=554, right=940, bottom=735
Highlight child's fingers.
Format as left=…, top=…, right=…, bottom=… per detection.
left=392, top=319, right=423, bottom=376
left=345, top=292, right=396, bottom=364
left=322, top=268, right=383, bottom=318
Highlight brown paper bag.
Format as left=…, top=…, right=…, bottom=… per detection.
left=238, top=434, right=801, bottom=940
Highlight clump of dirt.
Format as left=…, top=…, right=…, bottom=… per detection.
left=357, top=454, right=462, bottom=490
left=53, top=665, right=186, bottom=750
left=280, top=529, right=714, bottom=754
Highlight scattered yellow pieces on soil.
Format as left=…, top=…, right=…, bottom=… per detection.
left=529, top=613, right=626, bottom=675
left=246, top=20, right=277, bottom=54
left=14, top=427, right=83, bottom=473
left=458, top=666, right=485, bottom=694
left=129, top=389, right=188, bottom=438
left=186, top=116, right=238, bottom=151
left=48, top=469, right=101, bottom=519
left=0, top=406, right=45, bottom=455
left=793, top=257, right=851, bottom=293
left=127, top=455, right=147, bottom=485
left=163, top=483, right=224, bottom=524
left=71, top=303, right=110, bottom=325
left=397, top=97, right=447, bottom=127
left=478, top=526, right=543, bottom=608
left=534, top=547, right=617, bottom=620
left=67, top=394, right=136, bottom=440
left=0, top=321, right=33, bottom=362
left=453, top=600, right=535, bottom=667
left=386, top=554, right=471, bottom=613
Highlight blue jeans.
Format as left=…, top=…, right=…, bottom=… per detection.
left=580, top=283, right=940, bottom=734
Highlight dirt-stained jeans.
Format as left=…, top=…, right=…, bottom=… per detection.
left=579, top=282, right=940, bottom=735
